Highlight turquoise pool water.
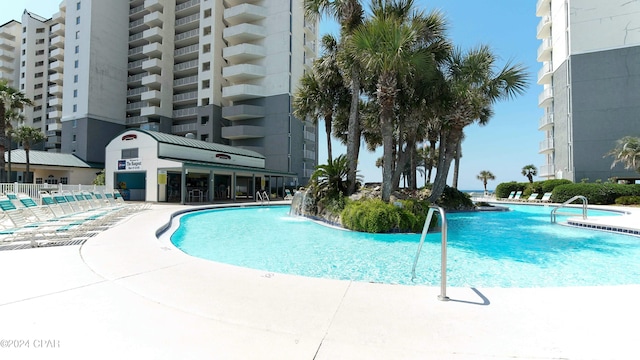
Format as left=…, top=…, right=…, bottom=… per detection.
left=170, top=205, right=640, bottom=287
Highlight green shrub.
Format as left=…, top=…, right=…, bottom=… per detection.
left=495, top=181, right=525, bottom=198
left=552, top=183, right=640, bottom=204
left=436, top=186, right=474, bottom=210
left=341, top=198, right=431, bottom=233
left=615, top=195, right=640, bottom=205
left=541, top=179, right=572, bottom=193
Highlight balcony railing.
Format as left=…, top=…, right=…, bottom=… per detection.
left=171, top=122, right=197, bottom=133
left=539, top=164, right=555, bottom=177
left=538, top=112, right=554, bottom=129
left=539, top=138, right=554, bottom=152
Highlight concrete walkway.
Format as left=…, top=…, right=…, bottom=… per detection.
left=1, top=202, right=639, bottom=359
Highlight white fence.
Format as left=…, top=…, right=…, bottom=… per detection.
left=0, top=183, right=107, bottom=203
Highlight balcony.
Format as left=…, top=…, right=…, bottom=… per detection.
left=175, top=0, right=200, bottom=16
left=48, top=98, right=63, bottom=109
left=144, top=0, right=163, bottom=12
left=50, top=35, right=64, bottom=48
left=222, top=104, right=265, bottom=121
left=48, top=109, right=63, bottom=119
left=141, top=89, right=161, bottom=102
left=127, top=72, right=148, bottom=86
left=173, top=91, right=197, bottom=105
left=173, top=59, right=198, bottom=74
left=49, top=72, right=63, bottom=84
left=126, top=101, right=147, bottom=112
left=538, top=87, right=553, bottom=107
left=175, top=13, right=199, bottom=32
left=47, top=122, right=62, bottom=131
left=142, top=58, right=162, bottom=73
left=52, top=10, right=65, bottom=23
left=0, top=49, right=13, bottom=61
left=141, top=105, right=162, bottom=117
left=303, top=149, right=316, bottom=160
left=128, top=31, right=145, bottom=46
left=127, top=86, right=148, bottom=99
left=536, top=15, right=551, bottom=39
left=539, top=138, right=554, bottom=153
left=128, top=59, right=144, bottom=71
left=222, top=84, right=265, bottom=101
left=536, top=0, right=551, bottom=17
left=304, top=131, right=315, bottom=142
left=538, top=163, right=555, bottom=178
left=171, top=122, right=197, bottom=134
left=142, top=42, right=162, bottom=58
left=143, top=26, right=163, bottom=43
left=538, top=112, right=554, bottom=130
left=128, top=45, right=144, bottom=58
left=50, top=23, right=65, bottom=36
left=174, top=43, right=198, bottom=61
left=223, top=64, right=265, bottom=82
left=141, top=73, right=162, bottom=88
left=0, top=38, right=15, bottom=51
left=144, top=11, right=163, bottom=28
left=224, top=4, right=267, bottom=26
left=173, top=107, right=198, bottom=119
left=223, top=43, right=266, bottom=62
left=223, top=24, right=266, bottom=44
left=49, top=60, right=64, bottom=72
left=173, top=75, right=198, bottom=89
left=537, top=37, right=552, bottom=62
left=175, top=28, right=199, bottom=46
left=125, top=116, right=149, bottom=125
left=537, top=61, right=553, bottom=85
left=48, top=84, right=62, bottom=95
left=129, top=18, right=146, bottom=32
left=49, top=48, right=64, bottom=60
left=221, top=125, right=265, bottom=140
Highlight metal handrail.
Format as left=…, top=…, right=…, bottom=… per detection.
left=411, top=205, right=449, bottom=301
left=551, top=195, right=588, bottom=223
left=256, top=191, right=270, bottom=205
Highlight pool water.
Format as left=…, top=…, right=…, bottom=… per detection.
left=170, top=205, right=640, bottom=287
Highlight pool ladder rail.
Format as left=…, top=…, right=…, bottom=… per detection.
left=256, top=191, right=270, bottom=205
left=411, top=205, right=449, bottom=301
left=550, top=195, right=588, bottom=223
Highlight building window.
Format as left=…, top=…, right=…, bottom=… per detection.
left=34, top=83, right=43, bottom=89
left=200, top=134, right=209, bottom=142
left=202, top=80, right=210, bottom=89
left=74, top=60, right=79, bottom=68
left=34, top=117, right=41, bottom=122
left=72, top=119, right=77, bottom=128
left=72, top=134, right=77, bottom=142
left=35, top=72, right=44, bottom=78
left=34, top=105, right=42, bottom=111
left=74, top=74, right=78, bottom=83
left=21, top=60, right=25, bottom=67
left=204, top=9, right=211, bottom=18
left=202, top=62, right=210, bottom=71
left=75, top=45, right=79, bottom=53
left=35, top=61, right=44, bottom=67
left=23, top=27, right=26, bottom=33
left=201, top=116, right=209, bottom=125
left=22, top=49, right=25, bottom=55
left=36, top=28, right=45, bottom=33
left=35, top=178, right=43, bottom=184
left=76, top=2, right=81, bottom=10
left=76, top=31, right=80, bottom=39
left=36, top=38, right=45, bottom=44
left=73, top=104, right=77, bottom=112
left=76, top=16, right=80, bottom=25
left=22, top=38, right=26, bottom=44
left=34, top=94, right=42, bottom=100
left=203, top=26, right=211, bottom=36
left=73, top=89, right=78, bottom=97
left=60, top=177, right=68, bottom=185
left=201, top=98, right=209, bottom=106
left=203, top=44, right=210, bottom=53
left=35, top=49, right=44, bottom=55
left=121, top=148, right=139, bottom=159
left=21, top=72, right=25, bottom=78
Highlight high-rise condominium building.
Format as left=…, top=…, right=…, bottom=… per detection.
left=0, top=0, right=318, bottom=185
left=536, top=0, right=640, bottom=183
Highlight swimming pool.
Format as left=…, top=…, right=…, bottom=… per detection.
left=170, top=205, right=640, bottom=287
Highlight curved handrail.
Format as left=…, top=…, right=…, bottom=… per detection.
left=550, top=195, right=588, bottom=223
left=411, top=205, right=449, bottom=301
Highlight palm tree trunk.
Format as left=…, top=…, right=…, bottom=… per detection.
left=381, top=117, right=395, bottom=202
left=426, top=140, right=436, bottom=184
left=428, top=127, right=462, bottom=202
left=324, top=114, right=333, bottom=163
left=452, top=140, right=461, bottom=189
left=0, top=106, right=6, bottom=182
left=346, top=71, right=360, bottom=195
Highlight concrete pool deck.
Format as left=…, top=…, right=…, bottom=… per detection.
left=1, top=202, right=639, bottom=359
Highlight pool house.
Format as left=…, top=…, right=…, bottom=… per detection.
left=105, top=129, right=297, bottom=203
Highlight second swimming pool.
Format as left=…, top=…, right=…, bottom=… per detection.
left=170, top=205, right=640, bottom=287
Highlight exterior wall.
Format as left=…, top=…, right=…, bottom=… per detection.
left=0, top=20, right=22, bottom=87
left=571, top=46, right=640, bottom=181
left=61, top=117, right=125, bottom=163
left=19, top=12, right=49, bottom=133
left=551, top=61, right=572, bottom=180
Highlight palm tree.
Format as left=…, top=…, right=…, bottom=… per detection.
left=476, top=170, right=495, bottom=193
left=4, top=109, right=24, bottom=182
left=13, top=126, right=46, bottom=183
left=521, top=164, right=537, bottom=183
left=428, top=45, right=528, bottom=202
left=349, top=0, right=440, bottom=202
left=293, top=34, right=350, bottom=163
left=605, top=136, right=640, bottom=173
left=304, top=0, right=364, bottom=195
left=0, top=80, right=33, bottom=182
left=309, top=154, right=351, bottom=199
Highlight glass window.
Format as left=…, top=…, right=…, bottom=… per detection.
left=73, top=104, right=77, bottom=112
left=121, top=148, right=139, bottom=159
left=76, top=2, right=81, bottom=10
left=73, top=89, right=78, bottom=97
left=74, top=60, right=79, bottom=68
left=76, top=16, right=80, bottom=25
left=75, top=45, right=79, bottom=53
left=74, top=74, right=78, bottom=83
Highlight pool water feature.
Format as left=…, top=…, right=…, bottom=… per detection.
left=170, top=205, right=640, bottom=287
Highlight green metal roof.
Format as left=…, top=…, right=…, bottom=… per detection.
left=5, top=150, right=92, bottom=168
left=129, top=129, right=265, bottom=159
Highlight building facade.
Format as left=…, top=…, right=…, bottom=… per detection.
left=536, top=0, right=640, bottom=183
left=0, top=0, right=318, bottom=186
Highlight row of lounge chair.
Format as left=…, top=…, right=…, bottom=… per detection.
left=0, top=190, right=149, bottom=248
left=503, top=191, right=552, bottom=203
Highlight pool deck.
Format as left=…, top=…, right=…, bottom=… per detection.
left=1, top=202, right=639, bottom=359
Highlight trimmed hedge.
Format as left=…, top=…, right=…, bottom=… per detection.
left=552, top=183, right=640, bottom=204
left=615, top=195, right=640, bottom=205
left=495, top=179, right=573, bottom=199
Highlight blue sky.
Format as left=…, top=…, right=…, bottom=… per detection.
left=2, top=1, right=543, bottom=190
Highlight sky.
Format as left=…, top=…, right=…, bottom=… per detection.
left=1, top=1, right=543, bottom=191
